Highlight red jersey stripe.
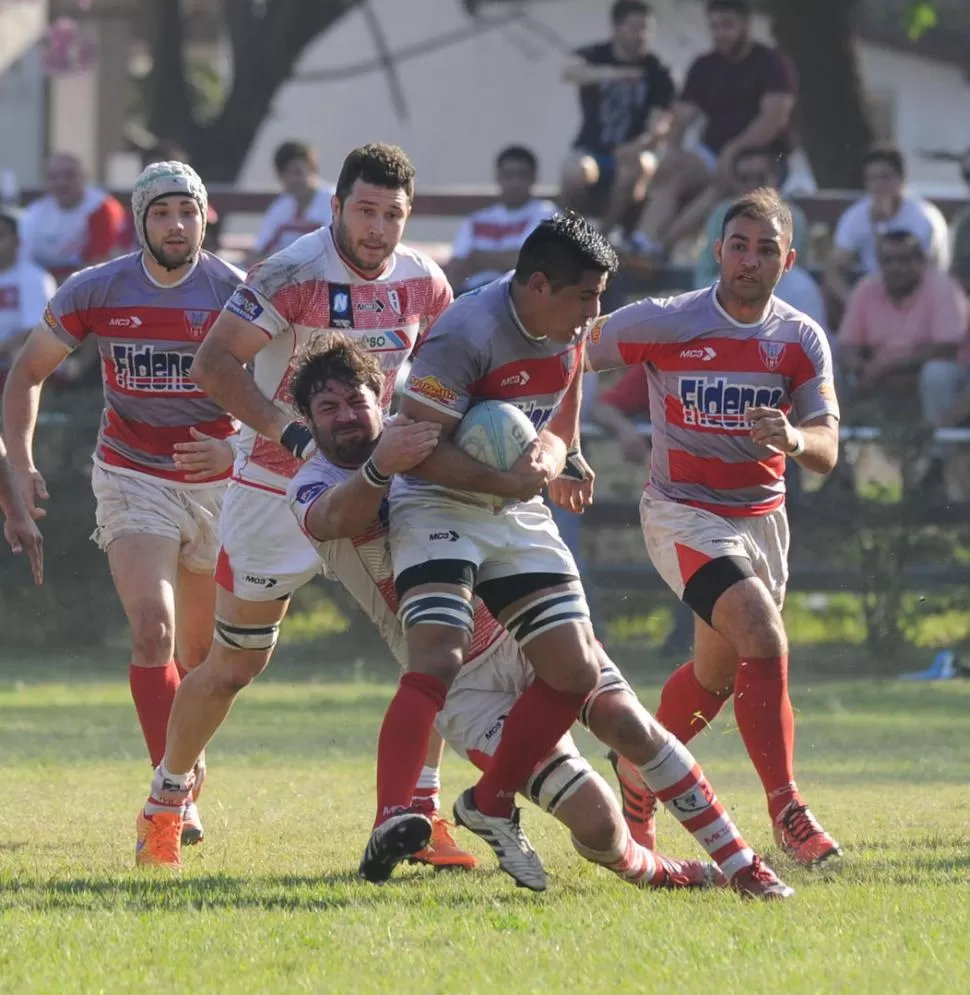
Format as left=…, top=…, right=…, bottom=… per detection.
left=472, top=343, right=581, bottom=399
left=102, top=410, right=235, bottom=455
left=667, top=449, right=786, bottom=490
left=674, top=492, right=786, bottom=518
left=98, top=445, right=231, bottom=483
left=617, top=337, right=814, bottom=380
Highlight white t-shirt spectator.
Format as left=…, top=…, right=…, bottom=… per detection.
left=0, top=258, right=56, bottom=365
left=451, top=199, right=558, bottom=288
left=834, top=195, right=950, bottom=274
left=253, top=186, right=335, bottom=258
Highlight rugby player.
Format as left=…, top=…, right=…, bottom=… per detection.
left=286, top=332, right=792, bottom=898
left=2, top=162, right=241, bottom=852
left=136, top=144, right=474, bottom=872
left=585, top=187, right=842, bottom=866
left=361, top=214, right=626, bottom=891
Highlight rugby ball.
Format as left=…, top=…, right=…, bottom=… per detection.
left=453, top=400, right=537, bottom=473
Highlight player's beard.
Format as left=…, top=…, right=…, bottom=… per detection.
left=315, top=424, right=377, bottom=468
left=333, top=217, right=392, bottom=274
left=148, top=237, right=200, bottom=272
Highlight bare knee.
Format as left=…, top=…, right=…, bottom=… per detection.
left=559, top=777, right=623, bottom=853
left=176, top=640, right=211, bottom=673
left=405, top=627, right=467, bottom=687
left=129, top=604, right=175, bottom=667
left=587, top=690, right=668, bottom=767
left=537, top=625, right=600, bottom=696
left=711, top=580, right=788, bottom=660
left=205, top=648, right=271, bottom=696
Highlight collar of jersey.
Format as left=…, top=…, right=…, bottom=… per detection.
left=711, top=282, right=773, bottom=328
left=140, top=252, right=199, bottom=289
left=505, top=280, right=547, bottom=342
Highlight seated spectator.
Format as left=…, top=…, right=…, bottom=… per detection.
left=19, top=153, right=126, bottom=283
left=559, top=0, right=674, bottom=247
left=446, top=146, right=557, bottom=294
left=824, top=144, right=950, bottom=306
left=636, top=0, right=796, bottom=258
left=840, top=231, right=967, bottom=427
left=0, top=206, right=56, bottom=384
left=694, top=148, right=825, bottom=325
left=949, top=147, right=970, bottom=296
left=250, top=140, right=334, bottom=264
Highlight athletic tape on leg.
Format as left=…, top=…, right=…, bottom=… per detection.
left=399, top=592, right=474, bottom=633
left=580, top=660, right=635, bottom=728
left=525, top=752, right=593, bottom=814
left=504, top=590, right=590, bottom=647
left=213, top=617, right=280, bottom=651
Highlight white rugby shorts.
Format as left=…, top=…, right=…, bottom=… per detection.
left=215, top=480, right=323, bottom=601
left=640, top=493, right=790, bottom=607
left=90, top=463, right=225, bottom=574
left=389, top=495, right=579, bottom=584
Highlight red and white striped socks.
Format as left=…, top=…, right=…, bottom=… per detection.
left=571, top=824, right=662, bottom=887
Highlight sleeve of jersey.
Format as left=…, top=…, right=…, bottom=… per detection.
left=585, top=298, right=673, bottom=372
left=403, top=316, right=481, bottom=418
left=286, top=464, right=338, bottom=542
left=42, top=274, right=90, bottom=351
left=790, top=324, right=840, bottom=425
left=223, top=278, right=290, bottom=340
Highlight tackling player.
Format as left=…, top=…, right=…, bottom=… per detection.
left=284, top=332, right=792, bottom=898
left=361, top=214, right=624, bottom=891
left=586, top=187, right=842, bottom=866
left=135, top=144, right=474, bottom=872
left=2, top=163, right=241, bottom=851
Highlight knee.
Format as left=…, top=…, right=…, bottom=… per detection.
left=207, top=649, right=268, bottom=696
left=406, top=633, right=466, bottom=687
left=177, top=640, right=211, bottom=673
left=129, top=606, right=175, bottom=667
left=558, top=628, right=601, bottom=696
left=578, top=803, right=622, bottom=854
left=740, top=617, right=788, bottom=660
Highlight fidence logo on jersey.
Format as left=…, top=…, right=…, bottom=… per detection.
left=514, top=400, right=555, bottom=432
left=329, top=282, right=353, bottom=329
left=226, top=287, right=264, bottom=322
left=679, top=376, right=784, bottom=431
left=408, top=375, right=460, bottom=407
left=111, top=344, right=196, bottom=393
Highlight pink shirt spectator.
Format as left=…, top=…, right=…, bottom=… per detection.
left=839, top=269, right=969, bottom=364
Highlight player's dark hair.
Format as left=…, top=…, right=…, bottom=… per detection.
left=335, top=143, right=415, bottom=204
left=863, top=143, right=906, bottom=179
left=514, top=212, right=618, bottom=290
left=721, top=187, right=793, bottom=243
left=611, top=0, right=651, bottom=25
left=274, top=140, right=318, bottom=176
left=496, top=145, right=538, bottom=175
left=290, top=332, right=384, bottom=418
left=706, top=0, right=751, bottom=15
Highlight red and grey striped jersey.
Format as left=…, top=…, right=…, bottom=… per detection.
left=586, top=285, right=839, bottom=517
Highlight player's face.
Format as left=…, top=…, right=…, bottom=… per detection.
left=0, top=220, right=17, bottom=269
left=707, top=12, right=748, bottom=57
left=864, top=161, right=903, bottom=202
left=613, top=13, right=651, bottom=58
left=144, top=196, right=204, bottom=269
left=497, top=159, right=535, bottom=209
left=308, top=378, right=383, bottom=466
left=279, top=157, right=315, bottom=197
left=332, top=180, right=411, bottom=275
left=532, top=269, right=609, bottom=343
left=715, top=215, right=794, bottom=306
left=46, top=154, right=85, bottom=208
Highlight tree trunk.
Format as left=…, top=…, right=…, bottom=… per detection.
left=146, top=0, right=194, bottom=150
left=769, top=0, right=874, bottom=188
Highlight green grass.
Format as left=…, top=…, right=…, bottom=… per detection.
left=1, top=670, right=969, bottom=994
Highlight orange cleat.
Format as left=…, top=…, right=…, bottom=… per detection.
left=773, top=800, right=842, bottom=868
left=409, top=813, right=478, bottom=871
left=607, top=750, right=657, bottom=850
left=135, top=810, right=182, bottom=869
left=731, top=855, right=795, bottom=900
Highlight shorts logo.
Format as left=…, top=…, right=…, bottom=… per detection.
left=408, top=375, right=460, bottom=407
left=387, top=287, right=408, bottom=316
left=429, top=530, right=460, bottom=542
left=500, top=370, right=530, bottom=388
left=588, top=315, right=607, bottom=345
left=679, top=376, right=785, bottom=431
left=295, top=482, right=327, bottom=505
left=680, top=346, right=717, bottom=362
left=244, top=574, right=279, bottom=589
left=43, top=305, right=57, bottom=329
left=226, top=287, right=264, bottom=322
left=183, top=309, right=212, bottom=339
left=484, top=714, right=508, bottom=742
left=758, top=341, right=787, bottom=372
left=108, top=315, right=143, bottom=328
left=329, top=283, right=353, bottom=328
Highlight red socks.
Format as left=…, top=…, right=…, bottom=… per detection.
left=474, top=677, right=586, bottom=817
left=734, top=655, right=798, bottom=820
left=655, top=660, right=729, bottom=745
left=128, top=662, right=181, bottom=766
left=374, top=672, right=447, bottom=827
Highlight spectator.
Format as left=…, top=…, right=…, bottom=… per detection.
left=0, top=206, right=56, bottom=383
left=250, top=140, right=334, bottom=264
left=635, top=0, right=796, bottom=258
left=694, top=148, right=826, bottom=326
left=560, top=0, right=674, bottom=247
left=949, top=147, right=970, bottom=296
left=19, top=152, right=127, bottom=283
left=824, top=144, right=950, bottom=306
left=446, top=146, right=557, bottom=294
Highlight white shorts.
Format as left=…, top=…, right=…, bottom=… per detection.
left=216, top=480, right=322, bottom=602
left=90, top=463, right=225, bottom=574
left=389, top=495, right=579, bottom=586
left=640, top=493, right=790, bottom=607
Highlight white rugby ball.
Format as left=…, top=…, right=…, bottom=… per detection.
left=453, top=400, right=537, bottom=472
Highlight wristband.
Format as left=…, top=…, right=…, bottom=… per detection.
left=788, top=430, right=806, bottom=457
left=280, top=421, right=317, bottom=460
left=361, top=456, right=391, bottom=489
left=562, top=447, right=592, bottom=482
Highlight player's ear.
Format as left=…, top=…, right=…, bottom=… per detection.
left=785, top=245, right=796, bottom=272
left=331, top=194, right=341, bottom=222
left=714, top=239, right=723, bottom=265
left=526, top=271, right=551, bottom=296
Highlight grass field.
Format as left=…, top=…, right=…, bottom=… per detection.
left=1, top=666, right=968, bottom=994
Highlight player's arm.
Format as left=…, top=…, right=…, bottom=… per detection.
left=0, top=437, right=43, bottom=585
left=584, top=300, right=673, bottom=374
left=748, top=409, right=838, bottom=475
left=190, top=310, right=293, bottom=446
left=545, top=366, right=596, bottom=513
left=2, top=323, right=73, bottom=518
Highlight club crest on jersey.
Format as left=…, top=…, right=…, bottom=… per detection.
left=387, top=287, right=408, bottom=316
left=408, top=374, right=460, bottom=408
left=758, top=341, right=787, bottom=372
left=329, top=282, right=353, bottom=328
left=183, top=309, right=211, bottom=339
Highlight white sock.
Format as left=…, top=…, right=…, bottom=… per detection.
left=145, top=762, right=194, bottom=817
left=571, top=824, right=659, bottom=887
left=411, top=765, right=441, bottom=814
